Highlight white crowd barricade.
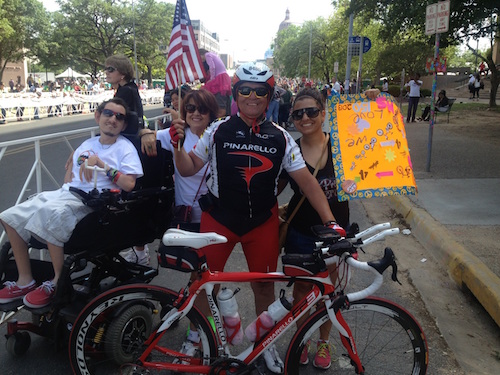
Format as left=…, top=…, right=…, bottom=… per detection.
left=0, top=89, right=165, bottom=123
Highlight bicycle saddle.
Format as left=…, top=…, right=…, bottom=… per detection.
left=162, top=228, right=227, bottom=249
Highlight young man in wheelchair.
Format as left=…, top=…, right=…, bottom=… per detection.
left=0, top=97, right=143, bottom=309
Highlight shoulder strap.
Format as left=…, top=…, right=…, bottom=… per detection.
left=285, top=133, right=329, bottom=224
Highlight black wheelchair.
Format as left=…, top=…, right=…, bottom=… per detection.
left=0, top=140, right=175, bottom=357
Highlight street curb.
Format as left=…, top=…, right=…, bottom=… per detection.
left=387, top=195, right=500, bottom=327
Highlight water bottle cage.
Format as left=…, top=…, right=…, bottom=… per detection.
left=224, top=318, right=242, bottom=343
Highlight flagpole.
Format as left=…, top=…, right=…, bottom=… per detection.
left=177, top=62, right=182, bottom=151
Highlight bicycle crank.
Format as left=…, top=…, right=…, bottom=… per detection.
left=209, top=358, right=251, bottom=375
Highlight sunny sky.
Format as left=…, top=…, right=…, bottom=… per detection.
left=42, top=0, right=336, bottom=61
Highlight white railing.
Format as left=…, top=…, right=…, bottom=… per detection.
left=0, top=89, right=165, bottom=123
left=0, top=127, right=99, bottom=244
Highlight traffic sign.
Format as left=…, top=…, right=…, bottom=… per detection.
left=425, top=0, right=450, bottom=35
left=348, top=36, right=372, bottom=55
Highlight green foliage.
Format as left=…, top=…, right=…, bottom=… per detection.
left=387, top=85, right=402, bottom=97
left=0, top=0, right=51, bottom=82
left=420, top=88, right=431, bottom=98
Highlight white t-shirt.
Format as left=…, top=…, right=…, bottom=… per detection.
left=332, top=81, right=341, bottom=93
left=64, top=135, right=143, bottom=192
left=405, top=79, right=422, bottom=97
left=156, top=127, right=208, bottom=223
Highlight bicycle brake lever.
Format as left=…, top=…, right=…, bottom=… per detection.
left=391, top=258, right=402, bottom=285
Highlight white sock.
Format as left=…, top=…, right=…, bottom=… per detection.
left=19, top=280, right=36, bottom=288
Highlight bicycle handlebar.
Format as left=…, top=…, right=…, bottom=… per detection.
left=320, top=223, right=401, bottom=303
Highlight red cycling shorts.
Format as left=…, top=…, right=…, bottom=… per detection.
left=200, top=204, right=279, bottom=273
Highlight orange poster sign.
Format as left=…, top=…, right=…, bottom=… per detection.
left=328, top=93, right=417, bottom=201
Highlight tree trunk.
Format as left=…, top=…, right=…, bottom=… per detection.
left=487, top=56, right=498, bottom=108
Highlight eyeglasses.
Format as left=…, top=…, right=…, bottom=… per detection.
left=291, top=107, right=321, bottom=121
left=237, top=86, right=269, bottom=98
left=185, top=104, right=209, bottom=115
left=101, top=108, right=126, bottom=121
left=104, top=66, right=116, bottom=73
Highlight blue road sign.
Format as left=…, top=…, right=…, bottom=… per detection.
left=349, top=36, right=372, bottom=53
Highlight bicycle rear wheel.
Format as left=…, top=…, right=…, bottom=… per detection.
left=68, top=284, right=217, bottom=375
left=285, top=297, right=428, bottom=375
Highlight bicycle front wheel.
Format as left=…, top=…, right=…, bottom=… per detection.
left=68, top=284, right=217, bottom=375
left=285, top=297, right=428, bottom=375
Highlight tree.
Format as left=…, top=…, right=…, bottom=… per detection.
left=0, top=0, right=51, bottom=83
left=344, top=0, right=499, bottom=107
left=127, top=0, right=174, bottom=85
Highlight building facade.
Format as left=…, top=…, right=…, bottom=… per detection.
left=191, top=20, right=220, bottom=54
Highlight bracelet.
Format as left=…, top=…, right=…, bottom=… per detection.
left=140, top=131, right=155, bottom=138
left=106, top=168, right=118, bottom=179
left=324, top=220, right=337, bottom=226
left=112, top=171, right=122, bottom=184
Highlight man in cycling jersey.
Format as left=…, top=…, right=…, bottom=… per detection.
left=170, top=62, right=343, bottom=373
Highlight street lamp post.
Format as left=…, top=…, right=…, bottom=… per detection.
left=132, top=0, right=139, bottom=83
left=308, top=25, right=312, bottom=80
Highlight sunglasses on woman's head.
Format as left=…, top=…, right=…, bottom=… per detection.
left=237, top=86, right=269, bottom=98
left=291, top=107, right=321, bottom=121
left=104, top=66, right=116, bottom=73
left=185, top=104, right=209, bottom=115
left=101, top=108, right=126, bottom=121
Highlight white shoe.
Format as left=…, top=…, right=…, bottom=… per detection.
left=263, top=344, right=284, bottom=374
left=174, top=339, right=199, bottom=365
left=121, top=245, right=150, bottom=266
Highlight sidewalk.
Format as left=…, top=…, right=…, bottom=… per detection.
left=382, top=105, right=500, bottom=327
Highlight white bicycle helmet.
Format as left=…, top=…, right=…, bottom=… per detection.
left=232, top=62, right=275, bottom=99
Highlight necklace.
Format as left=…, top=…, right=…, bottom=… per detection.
left=100, top=141, right=113, bottom=150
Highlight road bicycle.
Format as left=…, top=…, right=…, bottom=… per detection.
left=68, top=223, right=428, bottom=374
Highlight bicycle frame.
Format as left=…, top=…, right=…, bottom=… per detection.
left=70, top=224, right=425, bottom=375
left=135, top=257, right=363, bottom=373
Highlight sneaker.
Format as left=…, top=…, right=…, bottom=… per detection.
left=122, top=245, right=150, bottom=266
left=174, top=339, right=199, bottom=365
left=313, top=340, right=332, bottom=370
left=299, top=340, right=311, bottom=365
left=263, top=344, right=284, bottom=374
left=0, top=281, right=37, bottom=303
left=23, top=280, right=56, bottom=308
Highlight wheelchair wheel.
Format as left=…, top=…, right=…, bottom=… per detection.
left=105, top=304, right=153, bottom=365
left=69, top=283, right=217, bottom=375
left=6, top=331, right=31, bottom=356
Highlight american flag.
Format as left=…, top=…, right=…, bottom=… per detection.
left=165, top=0, right=206, bottom=91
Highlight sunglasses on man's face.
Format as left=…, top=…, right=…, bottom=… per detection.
left=101, top=108, right=126, bottom=121
left=185, top=104, right=209, bottom=115
left=237, top=86, right=269, bottom=98
left=291, top=107, right=321, bottom=121
left=104, top=66, right=116, bottom=73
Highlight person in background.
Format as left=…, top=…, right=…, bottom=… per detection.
left=405, top=72, right=422, bottom=123
left=201, top=52, right=232, bottom=117
left=278, top=83, right=293, bottom=128
left=419, top=90, right=449, bottom=122
left=104, top=54, right=148, bottom=264
left=157, top=85, right=192, bottom=129
left=170, top=62, right=343, bottom=374
left=104, top=54, right=144, bottom=137
left=331, top=77, right=341, bottom=94
left=382, top=78, right=389, bottom=93
left=0, top=98, right=142, bottom=308
left=473, top=73, right=482, bottom=100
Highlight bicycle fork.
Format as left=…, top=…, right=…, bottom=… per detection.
left=326, top=297, right=364, bottom=374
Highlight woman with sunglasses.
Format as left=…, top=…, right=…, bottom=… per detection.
left=169, top=62, right=343, bottom=374
left=104, top=54, right=144, bottom=136
left=279, top=88, right=349, bottom=369
left=140, top=90, right=219, bottom=232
